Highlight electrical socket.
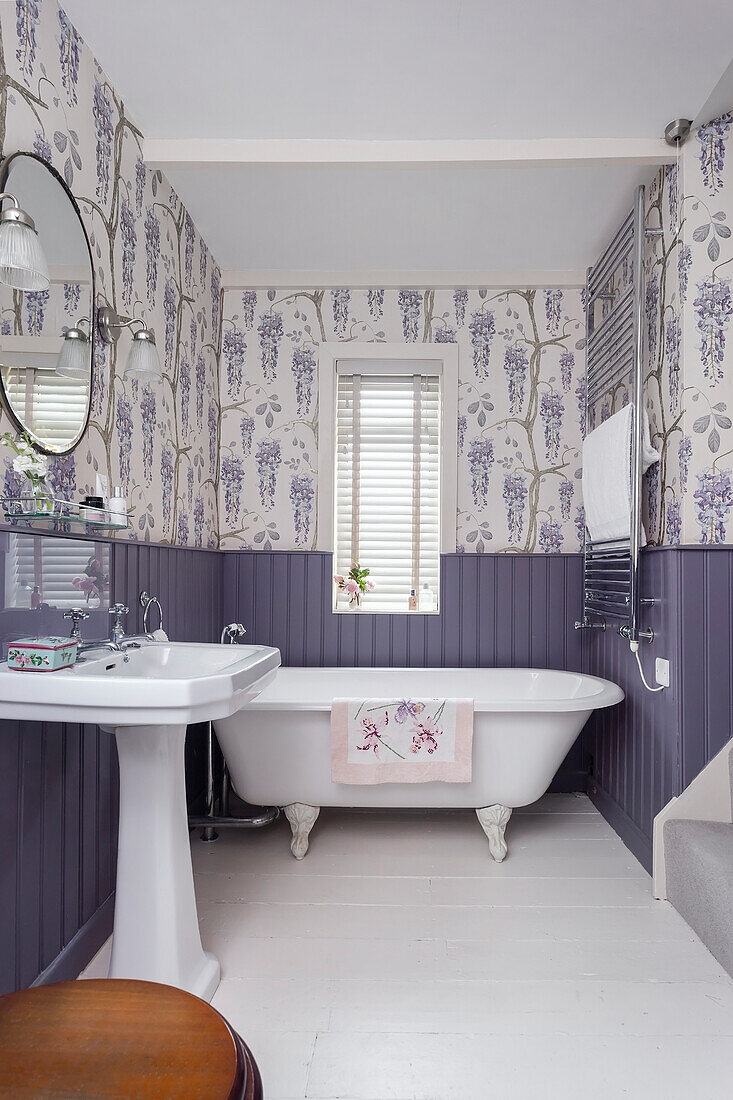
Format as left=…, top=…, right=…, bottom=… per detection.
left=655, top=657, right=670, bottom=688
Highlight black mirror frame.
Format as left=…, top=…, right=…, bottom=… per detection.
left=0, top=150, right=96, bottom=457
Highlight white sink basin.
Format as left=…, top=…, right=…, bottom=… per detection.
left=0, top=641, right=280, bottom=725
left=0, top=639, right=281, bottom=1002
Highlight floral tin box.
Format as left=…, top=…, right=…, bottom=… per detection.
left=6, top=636, right=79, bottom=672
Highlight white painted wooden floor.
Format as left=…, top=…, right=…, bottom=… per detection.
left=84, top=795, right=733, bottom=1099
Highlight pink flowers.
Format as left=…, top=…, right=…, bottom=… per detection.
left=357, top=710, right=390, bottom=756
left=410, top=716, right=443, bottom=755
left=333, top=562, right=375, bottom=608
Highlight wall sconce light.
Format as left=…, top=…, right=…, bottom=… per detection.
left=0, top=191, right=50, bottom=292
left=56, top=317, right=92, bottom=379
left=98, top=306, right=162, bottom=383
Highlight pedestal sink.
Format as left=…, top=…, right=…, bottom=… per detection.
left=0, top=640, right=280, bottom=1001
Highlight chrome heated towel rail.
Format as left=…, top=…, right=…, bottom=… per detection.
left=575, top=184, right=653, bottom=644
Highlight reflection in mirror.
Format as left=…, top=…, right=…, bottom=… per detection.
left=0, top=532, right=109, bottom=655
left=0, top=153, right=94, bottom=455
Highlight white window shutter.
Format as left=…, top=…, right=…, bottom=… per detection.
left=335, top=371, right=441, bottom=612
left=5, top=534, right=102, bottom=609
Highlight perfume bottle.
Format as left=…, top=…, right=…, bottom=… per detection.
left=419, top=583, right=435, bottom=612
left=408, top=588, right=417, bottom=611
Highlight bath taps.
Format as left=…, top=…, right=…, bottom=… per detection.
left=221, top=623, right=246, bottom=644
left=109, top=603, right=129, bottom=645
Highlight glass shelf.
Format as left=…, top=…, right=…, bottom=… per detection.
left=1, top=496, right=129, bottom=534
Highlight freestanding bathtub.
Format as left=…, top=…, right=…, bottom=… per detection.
left=214, top=667, right=623, bottom=862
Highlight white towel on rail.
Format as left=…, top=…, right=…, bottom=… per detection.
left=581, top=404, right=659, bottom=546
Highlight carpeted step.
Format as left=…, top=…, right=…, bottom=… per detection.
left=664, top=818, right=733, bottom=978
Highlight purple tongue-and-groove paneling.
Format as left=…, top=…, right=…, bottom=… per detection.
left=223, top=551, right=583, bottom=670
left=582, top=545, right=733, bottom=873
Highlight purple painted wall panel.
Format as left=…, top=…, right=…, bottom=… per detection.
left=224, top=551, right=584, bottom=671
left=678, top=548, right=733, bottom=784
left=0, top=534, right=223, bottom=995
left=583, top=546, right=733, bottom=873
left=583, top=549, right=681, bottom=870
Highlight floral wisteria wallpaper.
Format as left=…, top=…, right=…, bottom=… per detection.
left=218, top=286, right=586, bottom=553
left=677, top=112, right=733, bottom=544
left=0, top=0, right=222, bottom=547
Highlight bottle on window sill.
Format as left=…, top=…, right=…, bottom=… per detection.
left=408, top=588, right=417, bottom=611
left=419, top=583, right=435, bottom=612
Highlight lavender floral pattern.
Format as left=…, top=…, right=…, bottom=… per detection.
left=540, top=390, right=563, bottom=460
left=539, top=518, right=562, bottom=554
left=697, top=114, right=732, bottom=195
left=332, top=289, right=350, bottom=338
left=290, top=474, right=314, bottom=546
left=368, top=288, right=384, bottom=320
left=256, top=439, right=281, bottom=510
left=503, top=473, right=527, bottom=544
left=544, top=289, right=562, bottom=334
left=223, top=327, right=247, bottom=395
left=220, top=455, right=244, bottom=523
left=398, top=290, right=422, bottom=342
left=57, top=7, right=80, bottom=106
left=453, top=289, right=468, bottom=328
left=694, top=468, right=733, bottom=542
left=291, top=344, right=316, bottom=415
left=0, top=2, right=220, bottom=547
left=468, top=438, right=494, bottom=508
left=504, top=345, right=528, bottom=414
left=694, top=276, right=732, bottom=384
left=258, top=311, right=283, bottom=384
left=219, top=285, right=585, bottom=550
left=469, top=309, right=495, bottom=380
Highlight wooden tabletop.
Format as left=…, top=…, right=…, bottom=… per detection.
left=0, top=979, right=253, bottom=1099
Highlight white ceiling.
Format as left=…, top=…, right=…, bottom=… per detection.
left=61, top=0, right=733, bottom=279
left=63, top=0, right=733, bottom=140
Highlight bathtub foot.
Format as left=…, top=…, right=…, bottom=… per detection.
left=283, top=803, right=320, bottom=859
left=476, top=805, right=512, bottom=862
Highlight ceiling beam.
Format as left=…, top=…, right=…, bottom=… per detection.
left=144, top=137, right=675, bottom=169
left=220, top=269, right=587, bottom=289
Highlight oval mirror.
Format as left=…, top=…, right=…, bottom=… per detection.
left=0, top=152, right=94, bottom=455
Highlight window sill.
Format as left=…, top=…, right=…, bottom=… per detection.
left=332, top=607, right=440, bottom=616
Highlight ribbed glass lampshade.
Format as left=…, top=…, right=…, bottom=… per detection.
left=124, top=332, right=162, bottom=382
left=56, top=334, right=91, bottom=379
left=0, top=219, right=50, bottom=291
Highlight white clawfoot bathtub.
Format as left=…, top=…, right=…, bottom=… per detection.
left=214, top=667, right=623, bottom=861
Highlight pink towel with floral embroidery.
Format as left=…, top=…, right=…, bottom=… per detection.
left=331, top=697, right=474, bottom=784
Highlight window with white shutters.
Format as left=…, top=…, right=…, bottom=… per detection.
left=4, top=534, right=107, bottom=609
left=334, top=362, right=442, bottom=612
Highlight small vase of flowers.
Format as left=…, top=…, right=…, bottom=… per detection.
left=1, top=430, right=52, bottom=513
left=334, top=562, right=375, bottom=609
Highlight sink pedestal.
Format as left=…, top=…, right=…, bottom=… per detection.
left=108, top=723, right=220, bottom=1001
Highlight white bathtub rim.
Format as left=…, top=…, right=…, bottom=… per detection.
left=241, top=667, right=624, bottom=714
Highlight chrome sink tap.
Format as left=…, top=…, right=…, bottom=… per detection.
left=109, top=603, right=129, bottom=645
left=63, top=607, right=89, bottom=639
left=65, top=604, right=132, bottom=661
